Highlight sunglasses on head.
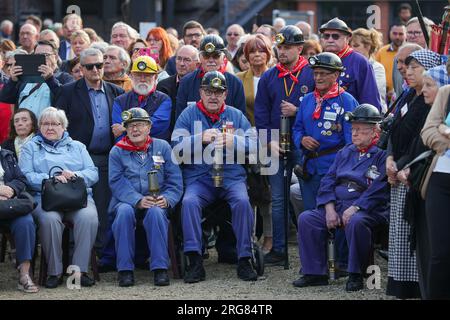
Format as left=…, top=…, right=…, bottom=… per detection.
left=321, top=33, right=341, bottom=40
left=83, top=63, right=104, bottom=70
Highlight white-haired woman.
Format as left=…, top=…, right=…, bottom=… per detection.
left=19, top=107, right=99, bottom=289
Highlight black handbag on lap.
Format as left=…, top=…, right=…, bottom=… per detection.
left=41, top=166, right=87, bottom=212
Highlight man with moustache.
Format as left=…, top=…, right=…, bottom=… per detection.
left=112, top=56, right=172, bottom=141
left=175, top=34, right=246, bottom=119
left=172, top=71, right=258, bottom=283
left=254, top=25, right=315, bottom=265
left=319, top=18, right=381, bottom=110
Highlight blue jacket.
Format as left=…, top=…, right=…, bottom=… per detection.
left=175, top=69, right=246, bottom=119
left=254, top=65, right=315, bottom=142
left=316, top=143, right=389, bottom=216
left=108, top=138, right=183, bottom=213
left=339, top=51, right=382, bottom=110
left=293, top=91, right=358, bottom=175
left=18, top=133, right=99, bottom=200
left=112, top=90, right=172, bottom=141
left=172, top=104, right=256, bottom=189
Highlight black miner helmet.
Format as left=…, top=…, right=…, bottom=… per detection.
left=200, top=34, right=226, bottom=54
left=201, top=71, right=227, bottom=90
left=121, top=107, right=152, bottom=126
left=344, top=104, right=382, bottom=124
left=275, top=25, right=304, bottom=45
left=308, top=52, right=344, bottom=72
left=319, top=17, right=352, bottom=36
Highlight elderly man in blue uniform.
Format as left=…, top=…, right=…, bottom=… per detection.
left=319, top=18, right=382, bottom=110
left=175, top=34, right=246, bottom=119
left=172, top=71, right=258, bottom=282
left=111, top=56, right=172, bottom=141
left=254, top=25, right=315, bottom=265
left=293, top=52, right=358, bottom=211
left=109, top=108, right=183, bottom=287
left=293, top=104, right=389, bottom=292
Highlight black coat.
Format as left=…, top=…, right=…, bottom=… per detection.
left=54, top=78, right=124, bottom=151
left=156, top=75, right=178, bottom=132
left=0, top=148, right=26, bottom=196
left=1, top=139, right=16, bottom=158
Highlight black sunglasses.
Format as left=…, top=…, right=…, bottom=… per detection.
left=83, top=63, right=104, bottom=70
left=201, top=52, right=222, bottom=59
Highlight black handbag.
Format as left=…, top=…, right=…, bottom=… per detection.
left=0, top=192, right=37, bottom=220
left=41, top=166, right=87, bottom=212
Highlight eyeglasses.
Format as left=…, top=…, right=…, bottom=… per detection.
left=407, top=30, right=423, bottom=37
left=227, top=32, right=240, bottom=37
left=40, top=53, right=54, bottom=58
left=147, top=38, right=161, bottom=43
left=201, top=52, right=222, bottom=59
left=5, top=63, right=12, bottom=68
left=126, top=122, right=149, bottom=130
left=176, top=56, right=194, bottom=63
left=202, top=89, right=225, bottom=96
left=351, top=127, right=373, bottom=134
left=313, top=71, right=334, bottom=78
left=321, top=33, right=341, bottom=40
left=82, top=63, right=104, bottom=70
left=185, top=33, right=202, bottom=39
left=41, top=122, right=61, bottom=128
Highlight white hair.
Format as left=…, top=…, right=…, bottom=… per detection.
left=177, top=44, right=199, bottom=61
left=406, top=17, right=434, bottom=35
left=1, top=20, right=13, bottom=29
left=5, top=48, right=28, bottom=59
left=273, top=17, right=286, bottom=27
left=111, top=22, right=139, bottom=41
left=105, top=45, right=131, bottom=71
left=90, top=41, right=109, bottom=54
left=79, top=47, right=103, bottom=65
left=39, top=107, right=69, bottom=130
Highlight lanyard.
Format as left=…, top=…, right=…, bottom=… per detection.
left=283, top=70, right=301, bottom=97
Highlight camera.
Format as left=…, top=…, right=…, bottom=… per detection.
left=377, top=115, right=395, bottom=150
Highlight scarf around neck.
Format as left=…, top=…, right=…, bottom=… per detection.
left=116, top=135, right=153, bottom=152
left=312, top=83, right=345, bottom=120
left=276, top=56, right=308, bottom=83
left=196, top=100, right=225, bottom=123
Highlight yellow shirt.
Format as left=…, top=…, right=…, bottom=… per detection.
left=375, top=44, right=397, bottom=93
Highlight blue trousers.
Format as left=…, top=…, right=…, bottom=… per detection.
left=0, top=214, right=36, bottom=265
left=298, top=208, right=385, bottom=275
left=181, top=179, right=254, bottom=259
left=300, top=173, right=325, bottom=211
left=112, top=203, right=169, bottom=271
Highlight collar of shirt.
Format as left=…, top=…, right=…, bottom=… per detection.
left=85, top=79, right=105, bottom=93
left=388, top=43, right=395, bottom=52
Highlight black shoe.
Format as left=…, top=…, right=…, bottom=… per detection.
left=98, top=264, right=116, bottom=273
left=237, top=258, right=257, bottom=281
left=80, top=273, right=95, bottom=287
left=264, top=249, right=285, bottom=266
left=45, top=275, right=63, bottom=289
left=184, top=253, right=206, bottom=283
left=292, top=275, right=329, bottom=288
left=154, top=269, right=170, bottom=286
left=345, top=273, right=364, bottom=292
left=118, top=270, right=134, bottom=287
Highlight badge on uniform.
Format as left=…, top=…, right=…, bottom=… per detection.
left=326, top=131, right=332, bottom=136
left=323, top=111, right=337, bottom=121
left=321, top=130, right=326, bottom=136
left=400, top=103, right=408, bottom=117
left=365, top=165, right=381, bottom=180
left=323, top=121, right=332, bottom=130
left=301, top=85, right=308, bottom=94
left=152, top=154, right=165, bottom=169
left=318, top=122, right=323, bottom=128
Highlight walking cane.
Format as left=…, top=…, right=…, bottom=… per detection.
left=280, top=115, right=290, bottom=269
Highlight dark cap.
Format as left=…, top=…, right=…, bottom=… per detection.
left=308, top=52, right=344, bottom=72
left=199, top=34, right=226, bottom=54
left=201, top=71, right=227, bottom=90
left=319, top=17, right=352, bottom=35
left=122, top=107, right=152, bottom=126
left=275, top=25, right=304, bottom=45
left=344, top=104, right=382, bottom=124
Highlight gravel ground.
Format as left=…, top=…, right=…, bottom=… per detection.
left=0, top=233, right=394, bottom=300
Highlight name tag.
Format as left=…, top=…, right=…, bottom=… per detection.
left=400, top=103, right=408, bottom=117
left=323, top=111, right=337, bottom=121
left=152, top=155, right=165, bottom=164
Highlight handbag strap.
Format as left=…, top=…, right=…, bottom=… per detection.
left=48, top=166, right=65, bottom=178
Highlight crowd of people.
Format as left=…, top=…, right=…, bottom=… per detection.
left=0, top=2, right=449, bottom=300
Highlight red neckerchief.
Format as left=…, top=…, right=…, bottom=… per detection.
left=197, top=58, right=228, bottom=78
left=196, top=100, right=225, bottom=123
left=276, top=56, right=308, bottom=83
left=116, top=135, right=153, bottom=152
left=358, top=134, right=379, bottom=154
left=312, top=83, right=345, bottom=120
left=336, top=45, right=354, bottom=59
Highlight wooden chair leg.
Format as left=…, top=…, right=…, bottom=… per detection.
left=0, top=233, right=7, bottom=263
left=168, top=223, right=180, bottom=279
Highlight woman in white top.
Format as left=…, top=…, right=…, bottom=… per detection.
left=420, top=65, right=450, bottom=299
left=350, top=28, right=387, bottom=113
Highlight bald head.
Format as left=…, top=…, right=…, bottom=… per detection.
left=19, top=24, right=39, bottom=53
left=295, top=21, right=311, bottom=40
left=176, top=44, right=200, bottom=77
